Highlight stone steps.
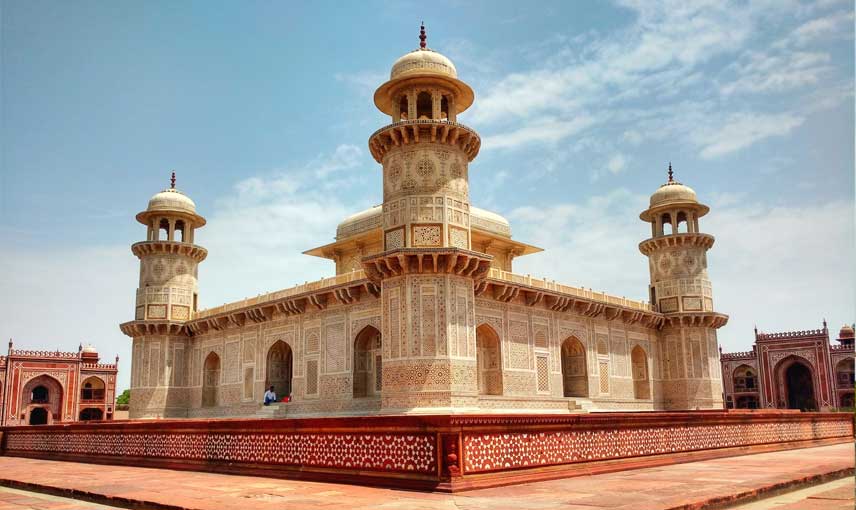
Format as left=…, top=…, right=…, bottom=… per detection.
left=253, top=403, right=289, bottom=418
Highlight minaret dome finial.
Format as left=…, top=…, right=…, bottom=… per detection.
left=667, top=162, right=674, bottom=183
left=419, top=22, right=427, bottom=49
left=170, top=171, right=176, bottom=189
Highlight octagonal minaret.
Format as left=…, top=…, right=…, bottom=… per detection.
left=639, top=164, right=727, bottom=409
left=363, top=26, right=491, bottom=413
left=369, top=23, right=479, bottom=251
left=130, top=172, right=207, bottom=324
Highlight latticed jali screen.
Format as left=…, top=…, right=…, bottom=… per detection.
left=1, top=411, right=851, bottom=492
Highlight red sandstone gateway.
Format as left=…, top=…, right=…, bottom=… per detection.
left=0, top=411, right=851, bottom=492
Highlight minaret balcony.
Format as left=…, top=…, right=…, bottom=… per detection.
left=131, top=240, right=208, bottom=262
left=368, top=119, right=480, bottom=163
left=638, top=232, right=714, bottom=256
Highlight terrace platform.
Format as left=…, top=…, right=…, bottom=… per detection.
left=0, top=411, right=851, bottom=492
left=0, top=442, right=851, bottom=510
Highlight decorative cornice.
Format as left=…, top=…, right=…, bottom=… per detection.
left=639, top=232, right=714, bottom=256
left=475, top=277, right=665, bottom=329
left=361, top=248, right=492, bottom=283
left=369, top=120, right=480, bottom=163
left=119, top=320, right=189, bottom=338
left=131, top=241, right=208, bottom=262
left=661, top=312, right=729, bottom=329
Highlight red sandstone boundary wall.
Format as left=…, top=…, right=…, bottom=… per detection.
left=0, top=411, right=852, bottom=492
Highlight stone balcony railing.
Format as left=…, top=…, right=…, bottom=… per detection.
left=487, top=268, right=653, bottom=312
left=9, top=349, right=80, bottom=359
left=195, top=270, right=371, bottom=320
left=720, top=350, right=756, bottom=361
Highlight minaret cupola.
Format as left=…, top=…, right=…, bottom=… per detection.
left=126, top=172, right=207, bottom=327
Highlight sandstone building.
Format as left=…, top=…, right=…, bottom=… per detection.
left=0, top=342, right=119, bottom=425
left=720, top=322, right=854, bottom=411
left=121, top=30, right=728, bottom=418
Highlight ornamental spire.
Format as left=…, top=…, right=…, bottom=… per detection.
left=170, top=171, right=176, bottom=189
left=667, top=162, right=674, bottom=183
left=419, top=22, right=427, bottom=49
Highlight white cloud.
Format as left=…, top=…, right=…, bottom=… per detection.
left=607, top=154, right=627, bottom=174
left=509, top=190, right=855, bottom=353
left=721, top=51, right=832, bottom=95
left=481, top=116, right=595, bottom=150
left=790, top=10, right=854, bottom=46
left=693, top=112, right=805, bottom=159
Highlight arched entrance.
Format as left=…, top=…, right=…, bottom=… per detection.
left=353, top=326, right=382, bottom=398
left=265, top=341, right=293, bottom=398
left=561, top=337, right=588, bottom=397
left=202, top=352, right=220, bottom=408
left=22, top=375, right=63, bottom=424
left=79, top=408, right=103, bottom=421
left=475, top=324, right=502, bottom=395
left=29, top=407, right=48, bottom=425
left=782, top=360, right=816, bottom=411
left=732, top=365, right=757, bottom=392
left=80, top=376, right=106, bottom=402
left=631, top=345, right=650, bottom=399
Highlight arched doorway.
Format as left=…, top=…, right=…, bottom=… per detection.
left=783, top=361, right=816, bottom=411
left=80, top=377, right=105, bottom=402
left=631, top=345, right=650, bottom=399
left=353, top=326, right=382, bottom=398
left=22, top=375, right=63, bottom=424
left=202, top=352, right=220, bottom=408
left=561, top=337, right=588, bottom=397
left=79, top=408, right=103, bottom=421
left=265, top=341, right=293, bottom=398
left=835, top=359, right=854, bottom=389
left=475, top=324, right=502, bottom=395
left=733, top=365, right=757, bottom=392
left=29, top=407, right=48, bottom=425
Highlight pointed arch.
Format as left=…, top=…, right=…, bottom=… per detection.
left=476, top=324, right=502, bottom=395
left=22, top=374, right=63, bottom=424
left=265, top=340, right=293, bottom=398
left=202, top=352, right=220, bottom=408
left=631, top=345, right=650, bottom=399
left=561, top=336, right=588, bottom=397
left=732, top=364, right=757, bottom=392
left=353, top=325, right=382, bottom=398
left=80, top=376, right=106, bottom=402
left=774, top=356, right=817, bottom=411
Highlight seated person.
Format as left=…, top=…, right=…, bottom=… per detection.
left=263, top=385, right=277, bottom=406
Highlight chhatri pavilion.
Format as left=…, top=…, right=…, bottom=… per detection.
left=120, top=28, right=729, bottom=419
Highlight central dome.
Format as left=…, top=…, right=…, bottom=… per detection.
left=390, top=48, right=458, bottom=80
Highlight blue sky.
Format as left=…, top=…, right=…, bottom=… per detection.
left=1, top=0, right=853, bottom=391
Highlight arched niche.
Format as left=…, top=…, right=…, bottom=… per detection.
left=353, top=326, right=382, bottom=398
left=265, top=340, right=293, bottom=398
left=476, top=324, right=502, bottom=396
left=561, top=337, right=588, bottom=397
left=202, top=352, right=220, bottom=408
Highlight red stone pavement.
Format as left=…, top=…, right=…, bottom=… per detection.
left=0, top=442, right=851, bottom=510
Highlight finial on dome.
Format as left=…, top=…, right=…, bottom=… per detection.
left=170, top=171, right=176, bottom=189
left=419, top=22, right=427, bottom=49
left=667, top=162, right=674, bottom=183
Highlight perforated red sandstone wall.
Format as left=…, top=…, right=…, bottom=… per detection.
left=0, top=411, right=851, bottom=492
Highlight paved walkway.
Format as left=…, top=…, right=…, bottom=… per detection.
left=727, top=476, right=854, bottom=509
left=0, top=443, right=851, bottom=510
left=0, top=486, right=122, bottom=509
